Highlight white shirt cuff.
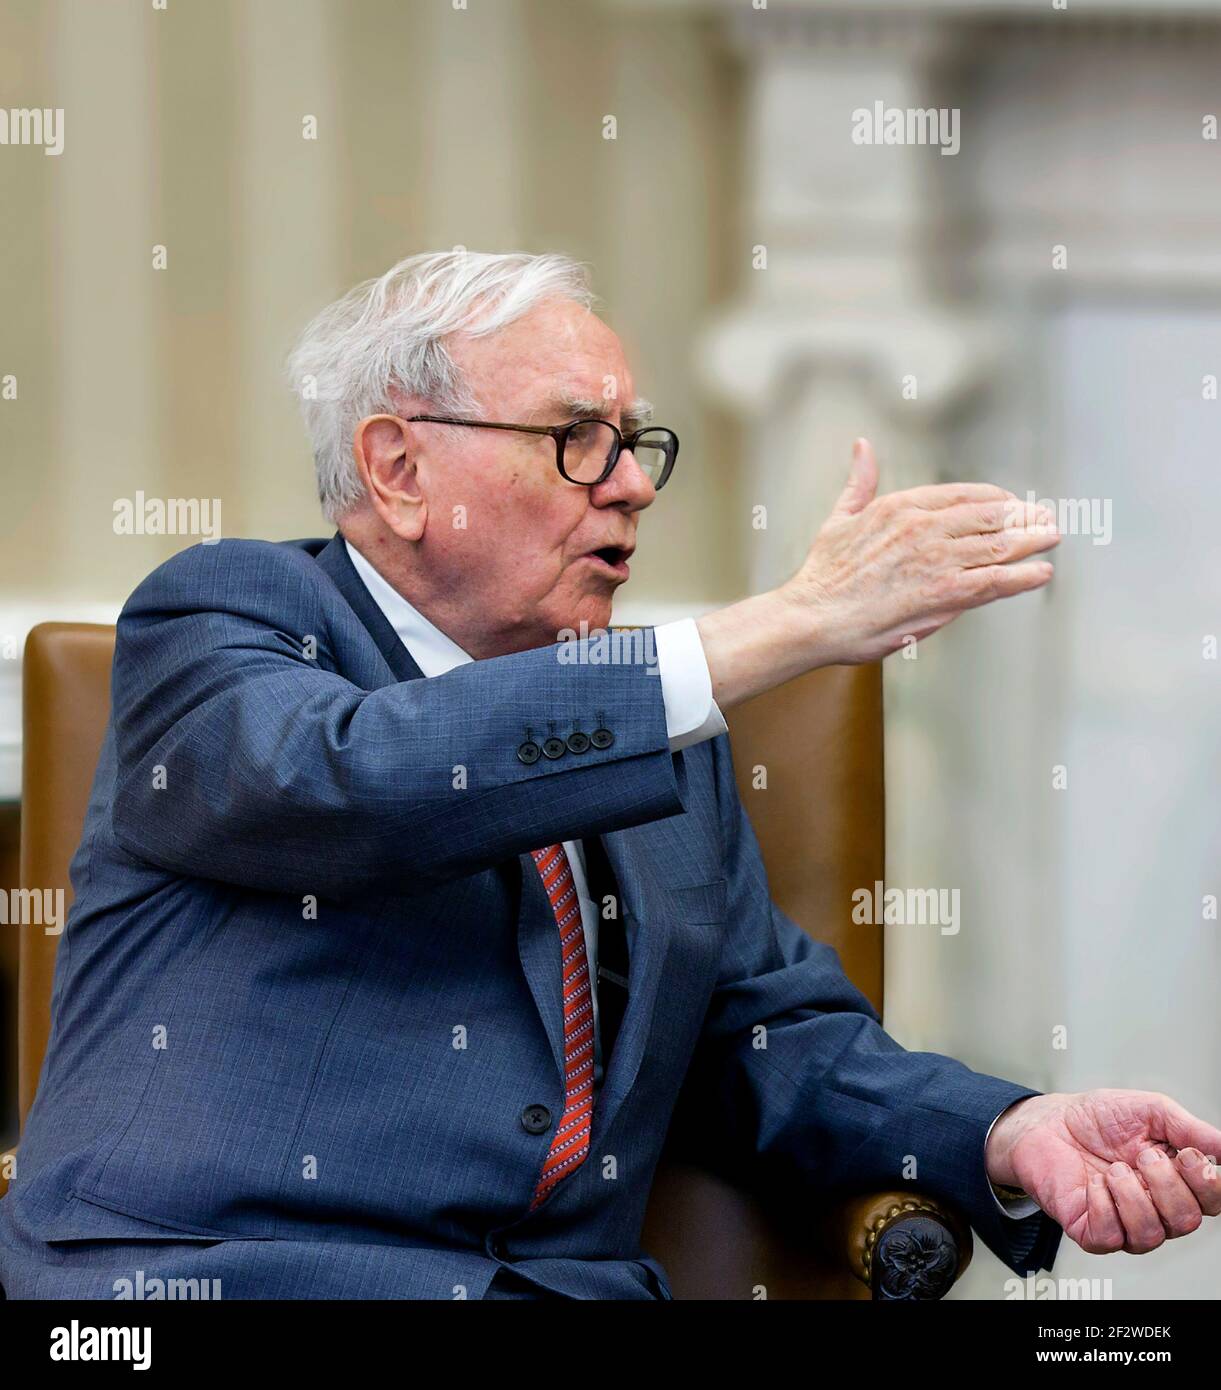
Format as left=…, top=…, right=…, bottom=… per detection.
left=984, top=1104, right=1042, bottom=1220
left=653, top=618, right=728, bottom=753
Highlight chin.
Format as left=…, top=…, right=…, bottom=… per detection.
left=542, top=612, right=609, bottom=644
left=573, top=598, right=615, bottom=634
left=537, top=589, right=615, bottom=645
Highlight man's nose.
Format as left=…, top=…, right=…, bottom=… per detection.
left=592, top=447, right=656, bottom=511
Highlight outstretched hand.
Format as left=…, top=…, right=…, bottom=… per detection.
left=780, top=438, right=1062, bottom=666
left=697, top=437, right=1064, bottom=711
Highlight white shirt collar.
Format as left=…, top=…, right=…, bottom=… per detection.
left=344, top=538, right=472, bottom=677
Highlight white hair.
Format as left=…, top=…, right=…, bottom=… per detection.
left=286, top=250, right=599, bottom=522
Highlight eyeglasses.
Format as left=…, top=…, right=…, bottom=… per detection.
left=404, top=415, right=679, bottom=491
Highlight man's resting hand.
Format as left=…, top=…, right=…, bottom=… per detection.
left=986, top=1089, right=1221, bottom=1254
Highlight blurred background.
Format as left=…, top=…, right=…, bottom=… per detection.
left=1, top=0, right=1218, bottom=1298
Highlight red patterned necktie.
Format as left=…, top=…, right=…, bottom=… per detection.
left=528, top=844, right=594, bottom=1210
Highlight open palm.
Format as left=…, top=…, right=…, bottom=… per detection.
left=989, top=1089, right=1221, bottom=1255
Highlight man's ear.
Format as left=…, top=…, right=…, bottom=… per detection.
left=352, top=414, right=428, bottom=541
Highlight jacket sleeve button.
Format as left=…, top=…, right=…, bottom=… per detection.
left=541, top=736, right=567, bottom=760
left=590, top=728, right=614, bottom=750
left=516, top=740, right=542, bottom=764
left=566, top=731, right=590, bottom=754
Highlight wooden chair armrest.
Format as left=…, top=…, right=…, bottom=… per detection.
left=819, top=1190, right=973, bottom=1300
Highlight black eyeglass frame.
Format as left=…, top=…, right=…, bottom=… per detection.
left=403, top=414, right=679, bottom=490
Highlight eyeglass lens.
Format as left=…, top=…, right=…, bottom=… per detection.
left=562, top=421, right=672, bottom=486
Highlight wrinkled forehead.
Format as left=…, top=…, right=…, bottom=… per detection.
left=447, top=298, right=639, bottom=424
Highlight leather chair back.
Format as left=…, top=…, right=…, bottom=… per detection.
left=724, top=664, right=883, bottom=1009
left=17, top=624, right=116, bottom=1125
left=642, top=663, right=885, bottom=1298
left=11, top=624, right=885, bottom=1298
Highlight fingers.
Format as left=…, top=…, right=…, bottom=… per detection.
left=1080, top=1171, right=1125, bottom=1254
left=940, top=499, right=1016, bottom=538
left=954, top=517, right=1062, bottom=569
left=1106, top=1150, right=1212, bottom=1252
left=1106, top=1162, right=1168, bottom=1253
left=949, top=560, right=1055, bottom=610
left=903, top=482, right=1016, bottom=510
left=940, top=499, right=1054, bottom=540
left=1175, top=1147, right=1221, bottom=1217
left=1159, top=1098, right=1221, bottom=1164
left=830, top=438, right=879, bottom=518
left=1135, top=1147, right=1204, bottom=1239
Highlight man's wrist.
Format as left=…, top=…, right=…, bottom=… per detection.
left=985, top=1094, right=1041, bottom=1190
left=695, top=587, right=827, bottom=713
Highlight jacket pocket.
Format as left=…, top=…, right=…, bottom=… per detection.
left=665, top=876, right=728, bottom=924
left=42, top=1190, right=271, bottom=1244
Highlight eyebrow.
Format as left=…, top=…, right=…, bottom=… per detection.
left=541, top=392, right=655, bottom=433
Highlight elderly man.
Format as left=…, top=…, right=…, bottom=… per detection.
left=1, top=251, right=1216, bottom=1301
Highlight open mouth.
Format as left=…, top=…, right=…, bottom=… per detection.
left=586, top=546, right=632, bottom=577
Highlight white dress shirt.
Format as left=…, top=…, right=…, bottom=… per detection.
left=344, top=540, right=1035, bottom=1222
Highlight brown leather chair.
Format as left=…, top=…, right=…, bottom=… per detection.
left=0, top=622, right=971, bottom=1299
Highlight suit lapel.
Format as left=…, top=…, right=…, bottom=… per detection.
left=514, top=852, right=570, bottom=1085
left=588, top=831, right=673, bottom=1147
left=313, top=532, right=424, bottom=684
left=582, top=835, right=628, bottom=1064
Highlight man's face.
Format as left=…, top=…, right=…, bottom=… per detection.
left=404, top=296, right=658, bottom=653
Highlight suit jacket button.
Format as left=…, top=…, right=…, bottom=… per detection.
left=521, top=1104, right=552, bottom=1134
left=541, top=736, right=566, bottom=760
left=517, top=740, right=541, bottom=764
left=566, top=731, right=590, bottom=754
left=590, top=728, right=614, bottom=750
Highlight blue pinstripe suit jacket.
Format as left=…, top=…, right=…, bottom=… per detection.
left=0, top=534, right=1060, bottom=1299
